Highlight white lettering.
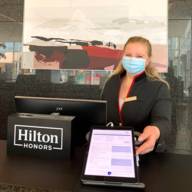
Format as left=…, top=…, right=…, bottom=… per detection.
left=42, top=134, right=50, bottom=143
left=17, top=129, right=59, bottom=144
left=23, top=143, right=29, bottom=148
left=37, top=131, right=42, bottom=142
left=44, top=145, right=48, bottom=150
left=48, top=145, right=52, bottom=150
left=28, top=143, right=33, bottom=148
left=18, top=129, right=28, bottom=141
left=23, top=143, right=53, bottom=151
left=29, top=130, right=32, bottom=141
left=50, top=135, right=58, bottom=144
left=33, top=130, right=37, bottom=141
left=33, top=144, right=38, bottom=149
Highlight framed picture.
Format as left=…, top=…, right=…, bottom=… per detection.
left=23, top=0, right=168, bottom=72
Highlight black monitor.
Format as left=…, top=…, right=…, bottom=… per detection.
left=14, top=96, right=107, bottom=145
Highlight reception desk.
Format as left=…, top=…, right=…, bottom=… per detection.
left=0, top=140, right=192, bottom=192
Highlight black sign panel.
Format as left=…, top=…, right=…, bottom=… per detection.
left=7, top=113, right=75, bottom=159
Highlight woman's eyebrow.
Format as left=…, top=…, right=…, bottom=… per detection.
left=124, top=54, right=144, bottom=57
left=125, top=53, right=132, bottom=56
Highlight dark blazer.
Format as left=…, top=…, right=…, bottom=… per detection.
left=101, top=72, right=172, bottom=142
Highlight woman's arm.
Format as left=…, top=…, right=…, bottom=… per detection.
left=136, top=83, right=172, bottom=155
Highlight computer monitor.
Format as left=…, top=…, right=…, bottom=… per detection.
left=14, top=96, right=107, bottom=145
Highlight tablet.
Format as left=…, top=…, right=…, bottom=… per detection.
left=81, top=127, right=145, bottom=188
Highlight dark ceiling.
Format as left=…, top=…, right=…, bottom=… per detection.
left=0, top=0, right=192, bottom=23
left=0, top=0, right=23, bottom=22
left=169, top=0, right=192, bottom=19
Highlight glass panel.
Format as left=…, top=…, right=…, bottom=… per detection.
left=168, top=18, right=192, bottom=154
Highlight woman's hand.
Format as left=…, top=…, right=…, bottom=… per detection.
left=136, top=125, right=160, bottom=155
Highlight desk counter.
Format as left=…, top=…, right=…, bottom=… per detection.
left=0, top=140, right=192, bottom=192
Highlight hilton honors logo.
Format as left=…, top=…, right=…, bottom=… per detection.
left=14, top=124, right=63, bottom=151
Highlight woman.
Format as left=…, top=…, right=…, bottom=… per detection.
left=101, top=36, right=171, bottom=155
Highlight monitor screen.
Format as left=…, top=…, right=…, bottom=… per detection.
left=14, top=96, right=107, bottom=145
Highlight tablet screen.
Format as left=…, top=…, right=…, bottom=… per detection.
left=84, top=129, right=136, bottom=178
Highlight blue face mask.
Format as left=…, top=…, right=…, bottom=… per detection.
left=122, top=56, right=145, bottom=75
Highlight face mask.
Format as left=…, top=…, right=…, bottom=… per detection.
left=122, top=56, right=145, bottom=75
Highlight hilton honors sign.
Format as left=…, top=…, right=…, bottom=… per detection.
left=7, top=114, right=74, bottom=159
left=14, top=125, right=63, bottom=151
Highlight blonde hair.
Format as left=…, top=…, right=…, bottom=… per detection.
left=112, top=36, right=169, bottom=87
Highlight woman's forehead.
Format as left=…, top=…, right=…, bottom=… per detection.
left=124, top=42, right=148, bottom=53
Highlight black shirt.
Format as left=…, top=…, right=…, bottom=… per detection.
left=101, top=72, right=172, bottom=141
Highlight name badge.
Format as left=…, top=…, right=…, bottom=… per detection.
left=124, top=96, right=137, bottom=102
